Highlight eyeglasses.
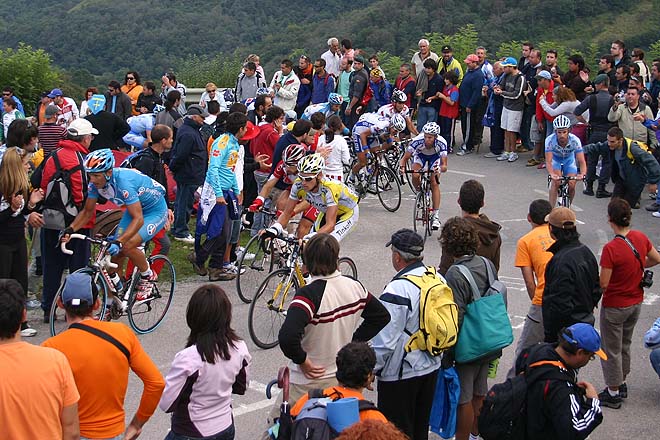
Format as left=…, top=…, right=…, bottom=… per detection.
left=298, top=174, right=318, bottom=182
left=313, top=65, right=322, bottom=68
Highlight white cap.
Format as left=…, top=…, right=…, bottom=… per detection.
left=67, top=118, right=99, bottom=136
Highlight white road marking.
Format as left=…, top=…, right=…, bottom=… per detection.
left=233, top=381, right=281, bottom=417
left=510, top=314, right=527, bottom=329
left=447, top=169, right=486, bottom=178
left=498, top=218, right=528, bottom=223
left=499, top=276, right=524, bottom=281
left=644, top=294, right=659, bottom=305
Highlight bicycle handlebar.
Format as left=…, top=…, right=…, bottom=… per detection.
left=61, top=233, right=118, bottom=269
left=547, top=175, right=585, bottom=182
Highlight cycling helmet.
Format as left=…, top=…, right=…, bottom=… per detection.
left=152, top=104, right=165, bottom=114
left=297, top=153, right=325, bottom=175
left=223, top=88, right=235, bottom=103
left=328, top=93, right=343, bottom=105
left=283, top=144, right=307, bottom=166
left=553, top=114, right=571, bottom=130
left=256, top=87, right=271, bottom=96
left=391, top=89, right=407, bottom=103
left=84, top=148, right=115, bottom=173
left=390, top=113, right=406, bottom=132
left=422, top=122, right=441, bottom=136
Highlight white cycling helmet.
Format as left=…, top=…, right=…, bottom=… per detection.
left=297, top=153, right=325, bottom=175
left=390, top=113, right=406, bottom=132
left=422, top=122, right=441, bottom=136
left=391, top=89, right=407, bottom=103
left=328, top=93, right=343, bottom=105
left=553, top=115, right=571, bottom=130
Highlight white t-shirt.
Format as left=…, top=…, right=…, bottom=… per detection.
left=317, top=133, right=351, bottom=176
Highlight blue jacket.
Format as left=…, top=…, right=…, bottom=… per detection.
left=206, top=133, right=240, bottom=196
left=311, top=74, right=336, bottom=104
left=370, top=79, right=392, bottom=108
left=459, top=67, right=484, bottom=110
left=168, top=117, right=207, bottom=185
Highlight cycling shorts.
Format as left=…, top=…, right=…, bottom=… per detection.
left=308, top=205, right=359, bottom=242
left=352, top=134, right=379, bottom=153
left=116, top=197, right=168, bottom=243
left=122, top=132, right=147, bottom=150
left=551, top=156, right=578, bottom=176
left=413, top=153, right=441, bottom=171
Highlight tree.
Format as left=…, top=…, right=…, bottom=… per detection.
left=175, top=54, right=243, bottom=89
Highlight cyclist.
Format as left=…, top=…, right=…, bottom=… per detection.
left=399, top=122, right=448, bottom=230
left=248, top=143, right=308, bottom=213
left=301, top=92, right=344, bottom=121
left=545, top=115, right=587, bottom=207
left=266, top=154, right=359, bottom=242
left=61, top=149, right=170, bottom=300
left=377, top=89, right=418, bottom=135
left=350, top=112, right=406, bottom=182
left=122, top=104, right=165, bottom=150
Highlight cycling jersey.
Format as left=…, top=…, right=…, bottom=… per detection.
left=268, top=160, right=296, bottom=187
left=301, top=102, right=337, bottom=121
left=377, top=103, right=410, bottom=119
left=407, top=133, right=448, bottom=170
left=352, top=113, right=391, bottom=152
left=123, top=114, right=155, bottom=149
left=545, top=133, right=583, bottom=175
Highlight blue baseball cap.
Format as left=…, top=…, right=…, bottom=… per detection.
left=501, top=57, right=518, bottom=67
left=47, top=88, right=63, bottom=98
left=562, top=323, right=607, bottom=360
left=61, top=272, right=95, bottom=307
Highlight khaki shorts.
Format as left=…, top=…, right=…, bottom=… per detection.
left=456, top=359, right=490, bottom=404
left=501, top=108, right=523, bottom=133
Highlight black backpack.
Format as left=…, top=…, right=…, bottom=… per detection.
left=41, top=149, right=87, bottom=230
left=478, top=346, right=573, bottom=440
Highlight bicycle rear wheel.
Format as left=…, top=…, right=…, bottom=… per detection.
left=49, top=267, right=109, bottom=336
left=248, top=268, right=299, bottom=349
left=236, top=234, right=278, bottom=304
left=338, top=257, right=358, bottom=279
left=128, top=255, right=175, bottom=334
left=376, top=166, right=402, bottom=212
left=412, top=192, right=429, bottom=242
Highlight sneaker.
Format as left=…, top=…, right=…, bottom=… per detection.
left=236, top=247, right=256, bottom=261
left=209, top=267, right=237, bottom=281
left=646, top=202, right=660, bottom=212
left=508, top=152, right=519, bottom=162
left=652, top=211, right=660, bottom=218
left=456, top=147, right=472, bottom=156
left=619, top=383, right=627, bottom=398
left=527, top=158, right=542, bottom=167
left=26, top=298, right=41, bottom=309
left=174, top=234, right=195, bottom=244
left=496, top=152, right=510, bottom=161
left=431, top=214, right=441, bottom=231
left=135, top=273, right=158, bottom=301
left=483, top=152, right=500, bottom=158
left=20, top=325, right=37, bottom=337
left=488, top=358, right=499, bottom=378
left=598, top=389, right=622, bottom=409
left=649, top=191, right=658, bottom=199
left=187, top=251, right=208, bottom=276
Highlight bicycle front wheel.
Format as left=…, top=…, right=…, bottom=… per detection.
left=338, top=257, right=358, bottom=279
left=376, top=166, right=402, bottom=212
left=236, top=234, right=278, bottom=304
left=248, top=268, right=299, bottom=349
left=128, top=255, right=176, bottom=334
left=49, top=267, right=109, bottom=336
left=412, top=192, right=429, bottom=242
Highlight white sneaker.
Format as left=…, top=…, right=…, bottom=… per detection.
left=496, top=152, right=510, bottom=161
left=508, top=152, right=519, bottom=162
left=652, top=211, right=660, bottom=218
left=431, top=215, right=441, bottom=231
left=483, top=152, right=500, bottom=158
left=174, top=234, right=195, bottom=244
left=21, top=326, right=37, bottom=337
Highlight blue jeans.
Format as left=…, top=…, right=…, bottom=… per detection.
left=164, top=424, right=234, bottom=440
left=173, top=182, right=197, bottom=238
left=651, top=348, right=660, bottom=379
left=416, top=106, right=438, bottom=132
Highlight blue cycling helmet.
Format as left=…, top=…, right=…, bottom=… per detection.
left=84, top=149, right=115, bottom=173
left=328, top=93, right=343, bottom=105
left=223, top=88, right=235, bottom=103
left=153, top=104, right=165, bottom=114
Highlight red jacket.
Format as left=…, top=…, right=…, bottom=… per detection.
left=536, top=81, right=555, bottom=123
left=250, top=124, right=280, bottom=162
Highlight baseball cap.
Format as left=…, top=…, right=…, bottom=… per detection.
left=562, top=323, right=607, bottom=360
left=386, top=228, right=424, bottom=256
left=545, top=207, right=577, bottom=229
left=61, top=272, right=95, bottom=307
left=186, top=104, right=209, bottom=117
left=354, top=55, right=366, bottom=65
left=501, top=57, right=518, bottom=67
left=370, top=68, right=383, bottom=77
left=441, top=45, right=452, bottom=53
left=47, top=88, right=63, bottom=98
left=593, top=74, right=609, bottom=85
left=535, top=70, right=552, bottom=80
left=464, top=54, right=480, bottom=63
left=242, top=121, right=259, bottom=140
left=67, top=118, right=99, bottom=136
left=44, top=104, right=60, bottom=118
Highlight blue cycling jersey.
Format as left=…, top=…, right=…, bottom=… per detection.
left=127, top=114, right=155, bottom=135
left=301, top=102, right=337, bottom=120
left=87, top=168, right=165, bottom=211
left=544, top=133, right=583, bottom=160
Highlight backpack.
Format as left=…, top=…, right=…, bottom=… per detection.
left=288, top=389, right=378, bottom=440
left=120, top=149, right=148, bottom=169
left=396, top=266, right=459, bottom=356
left=478, top=346, right=573, bottom=440
left=41, top=149, right=87, bottom=230
left=624, top=137, right=652, bottom=164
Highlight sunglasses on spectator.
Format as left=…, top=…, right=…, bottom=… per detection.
left=126, top=77, right=135, bottom=80
left=2, top=93, right=10, bottom=96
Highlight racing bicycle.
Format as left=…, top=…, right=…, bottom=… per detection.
left=548, top=175, right=584, bottom=208
left=346, top=149, right=402, bottom=212
left=408, top=169, right=439, bottom=242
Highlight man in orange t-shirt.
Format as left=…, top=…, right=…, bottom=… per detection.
left=507, top=199, right=555, bottom=377
left=43, top=272, right=165, bottom=440
left=291, top=342, right=388, bottom=425
left=0, top=279, right=80, bottom=440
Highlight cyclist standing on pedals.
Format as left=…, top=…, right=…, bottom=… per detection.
left=545, top=115, right=587, bottom=207
left=265, top=153, right=359, bottom=242
left=61, top=148, right=171, bottom=301
left=349, top=112, right=406, bottom=184
left=399, top=122, right=448, bottom=230
left=378, top=89, right=419, bottom=136
left=301, top=92, right=344, bottom=121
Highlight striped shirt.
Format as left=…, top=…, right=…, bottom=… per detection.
left=38, top=123, right=67, bottom=156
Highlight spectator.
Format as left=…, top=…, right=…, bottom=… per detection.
left=493, top=57, right=526, bottom=163
left=539, top=85, right=581, bottom=127
left=105, top=80, right=132, bottom=121
left=49, top=88, right=80, bottom=127
left=608, top=87, right=656, bottom=149
left=35, top=91, right=53, bottom=126
left=438, top=70, right=460, bottom=152
left=369, top=54, right=387, bottom=79
left=456, top=54, right=485, bottom=156
left=557, top=54, right=590, bottom=101
left=245, top=53, right=267, bottom=79
left=2, top=97, right=25, bottom=140
left=438, top=179, right=501, bottom=275
left=269, top=59, right=301, bottom=120
left=615, top=64, right=631, bottom=93
left=294, top=55, right=314, bottom=118
left=121, top=70, right=143, bottom=116
left=438, top=45, right=464, bottom=85
left=411, top=38, right=439, bottom=80
left=611, top=39, right=631, bottom=67
left=317, top=114, right=351, bottom=182
left=369, top=68, right=392, bottom=110
left=247, top=94, right=273, bottom=126
left=161, top=73, right=187, bottom=115
left=597, top=54, right=618, bottom=91
left=345, top=55, right=370, bottom=128
left=341, top=38, right=355, bottom=62
left=542, top=207, right=601, bottom=342
left=394, top=63, right=417, bottom=109
left=85, top=94, right=131, bottom=151
left=597, top=198, right=660, bottom=408
left=38, top=104, right=67, bottom=155
left=415, top=58, right=443, bottom=131
left=199, top=82, right=228, bottom=112
left=371, top=228, right=441, bottom=440
left=78, top=86, right=98, bottom=117
left=311, top=58, right=336, bottom=104
left=155, top=89, right=184, bottom=137
left=43, top=272, right=165, bottom=439
left=0, top=279, right=80, bottom=440
left=136, top=81, right=163, bottom=114
left=160, top=284, right=250, bottom=440
left=337, top=57, right=354, bottom=123
left=483, top=61, right=506, bottom=159
left=474, top=47, right=495, bottom=149
left=236, top=62, right=267, bottom=102
left=527, top=70, right=554, bottom=167
left=322, top=37, right=342, bottom=77
left=1, top=86, right=24, bottom=114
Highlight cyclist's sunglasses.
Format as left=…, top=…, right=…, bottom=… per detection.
left=298, top=173, right=318, bottom=182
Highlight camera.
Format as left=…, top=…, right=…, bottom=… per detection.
left=641, top=269, right=654, bottom=289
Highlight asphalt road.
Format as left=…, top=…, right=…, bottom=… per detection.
left=25, top=137, right=660, bottom=440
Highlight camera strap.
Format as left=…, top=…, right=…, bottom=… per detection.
left=615, top=234, right=645, bottom=274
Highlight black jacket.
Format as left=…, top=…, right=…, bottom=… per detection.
left=168, top=118, right=207, bottom=185
left=519, top=343, right=603, bottom=440
left=104, top=91, right=132, bottom=121
left=85, top=111, right=130, bottom=151
left=136, top=93, right=162, bottom=113
left=542, top=239, right=601, bottom=342
left=130, top=147, right=168, bottom=194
